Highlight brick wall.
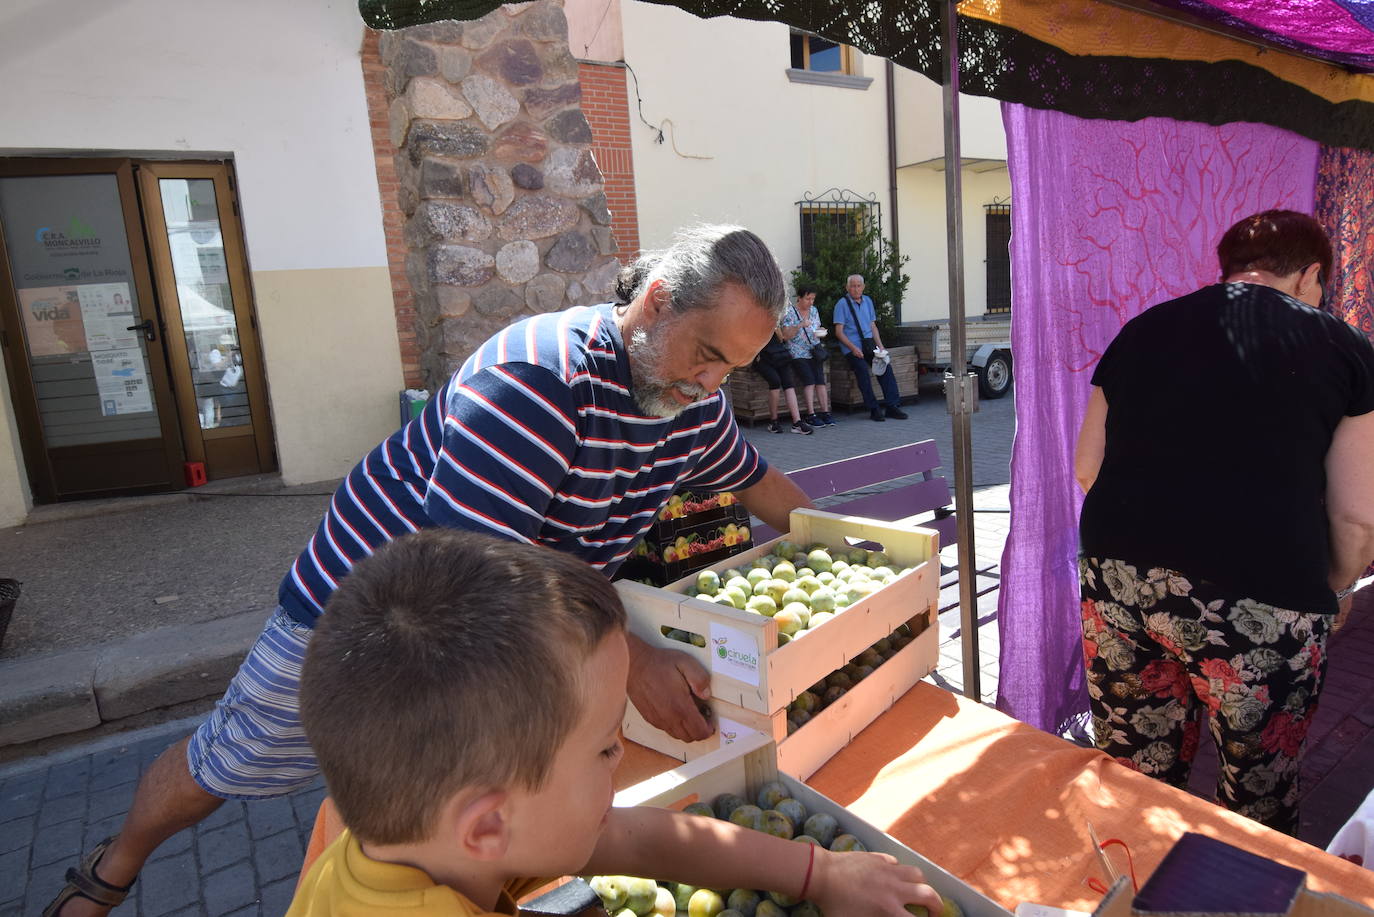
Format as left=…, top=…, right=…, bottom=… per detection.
left=578, top=62, right=640, bottom=261
left=360, top=30, right=422, bottom=389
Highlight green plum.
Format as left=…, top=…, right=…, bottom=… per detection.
left=726, top=888, right=761, bottom=916
left=590, top=875, right=629, bottom=912
left=775, top=797, right=806, bottom=827
left=827, top=671, right=853, bottom=690
left=725, top=575, right=752, bottom=593
left=755, top=901, right=787, bottom=917
left=771, top=561, right=797, bottom=583
left=760, top=809, right=794, bottom=839
left=853, top=664, right=875, bottom=679
left=823, top=685, right=847, bottom=706
left=807, top=589, right=836, bottom=613
left=613, top=909, right=638, bottom=917
left=829, top=833, right=867, bottom=852
left=848, top=548, right=870, bottom=565
left=673, top=884, right=699, bottom=910
left=767, top=890, right=799, bottom=908
left=788, top=709, right=811, bottom=728
left=776, top=632, right=791, bottom=646
left=792, top=903, right=824, bottom=917
left=745, top=595, right=778, bottom=617
left=795, top=575, right=823, bottom=595
left=745, top=567, right=771, bottom=586
left=906, top=895, right=965, bottom=917
left=712, top=793, right=747, bottom=819
left=773, top=605, right=805, bottom=637
left=858, top=648, right=883, bottom=668
left=723, top=586, right=749, bottom=609
left=764, top=579, right=791, bottom=605
left=624, top=877, right=659, bottom=915
left=697, top=569, right=721, bottom=596
left=867, top=550, right=892, bottom=568
left=690, top=632, right=707, bottom=648
left=873, top=637, right=893, bottom=654
left=790, top=690, right=820, bottom=714
left=816, top=571, right=836, bottom=586
left=756, top=780, right=790, bottom=809
left=683, top=801, right=715, bottom=818
left=652, top=886, right=676, bottom=916
left=781, top=587, right=811, bottom=607
left=775, top=540, right=801, bottom=559
left=802, top=812, right=839, bottom=847
left=805, top=549, right=833, bottom=573
left=808, top=611, right=835, bottom=629
left=728, top=804, right=765, bottom=831
left=688, top=888, right=726, bottom=917
left=794, top=834, right=821, bottom=846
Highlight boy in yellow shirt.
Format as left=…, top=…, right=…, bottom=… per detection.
left=288, top=528, right=941, bottom=916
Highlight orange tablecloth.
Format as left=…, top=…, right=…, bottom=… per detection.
left=303, top=682, right=1374, bottom=909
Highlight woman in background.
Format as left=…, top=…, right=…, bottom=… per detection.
left=1074, top=210, right=1374, bottom=834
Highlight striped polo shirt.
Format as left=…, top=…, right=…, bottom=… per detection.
left=278, top=303, right=768, bottom=625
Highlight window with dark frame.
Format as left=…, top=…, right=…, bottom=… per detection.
left=799, top=203, right=872, bottom=271
left=985, top=203, right=1011, bottom=316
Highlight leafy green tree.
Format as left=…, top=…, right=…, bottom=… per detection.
left=790, top=212, right=910, bottom=341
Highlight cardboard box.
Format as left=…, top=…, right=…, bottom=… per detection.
left=617, top=508, right=939, bottom=778
left=614, top=730, right=1012, bottom=917
left=619, top=490, right=752, bottom=587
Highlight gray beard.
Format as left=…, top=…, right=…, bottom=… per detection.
left=626, top=324, right=708, bottom=419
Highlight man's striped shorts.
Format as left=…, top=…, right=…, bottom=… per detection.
left=186, top=608, right=320, bottom=799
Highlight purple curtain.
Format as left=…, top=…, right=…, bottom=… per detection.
left=995, top=106, right=1319, bottom=733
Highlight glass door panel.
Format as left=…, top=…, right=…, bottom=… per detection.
left=0, top=160, right=184, bottom=500
left=158, top=178, right=251, bottom=431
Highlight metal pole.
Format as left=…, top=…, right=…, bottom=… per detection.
left=940, top=0, right=981, bottom=702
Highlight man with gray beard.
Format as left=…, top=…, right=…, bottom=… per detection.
left=45, top=224, right=811, bottom=917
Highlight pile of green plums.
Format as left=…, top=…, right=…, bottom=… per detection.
left=591, top=779, right=949, bottom=917
left=682, top=541, right=913, bottom=642
left=784, top=624, right=916, bottom=734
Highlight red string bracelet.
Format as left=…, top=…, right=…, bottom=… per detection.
left=799, top=842, right=816, bottom=899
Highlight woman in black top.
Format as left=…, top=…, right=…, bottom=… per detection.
left=1073, top=210, right=1374, bottom=834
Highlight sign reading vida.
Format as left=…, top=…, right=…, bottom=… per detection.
left=708, top=621, right=760, bottom=687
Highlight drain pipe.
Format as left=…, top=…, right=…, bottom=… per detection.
left=886, top=58, right=900, bottom=322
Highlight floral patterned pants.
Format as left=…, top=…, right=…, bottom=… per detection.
left=1079, top=556, right=1330, bottom=835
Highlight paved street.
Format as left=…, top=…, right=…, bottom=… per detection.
left=0, top=383, right=1016, bottom=916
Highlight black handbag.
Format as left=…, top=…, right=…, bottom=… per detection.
left=810, top=342, right=829, bottom=361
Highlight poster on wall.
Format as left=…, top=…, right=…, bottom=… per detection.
left=77, top=282, right=138, bottom=352
left=18, top=286, right=87, bottom=356
left=92, top=348, right=154, bottom=415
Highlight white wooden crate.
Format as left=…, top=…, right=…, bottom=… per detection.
left=622, top=611, right=936, bottom=779
left=618, top=508, right=939, bottom=778
left=614, top=731, right=1012, bottom=917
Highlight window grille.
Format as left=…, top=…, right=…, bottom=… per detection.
left=985, top=200, right=1011, bottom=316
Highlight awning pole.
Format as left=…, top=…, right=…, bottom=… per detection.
left=940, top=0, right=982, bottom=702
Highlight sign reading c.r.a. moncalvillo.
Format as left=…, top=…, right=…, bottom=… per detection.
left=707, top=621, right=761, bottom=687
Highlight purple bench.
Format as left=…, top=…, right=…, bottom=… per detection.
left=752, top=439, right=955, bottom=548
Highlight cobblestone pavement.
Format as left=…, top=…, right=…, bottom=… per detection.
left=1, top=385, right=1016, bottom=916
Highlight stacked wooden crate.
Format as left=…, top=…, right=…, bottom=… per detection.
left=617, top=508, right=940, bottom=779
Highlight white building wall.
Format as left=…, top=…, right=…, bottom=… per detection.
left=0, top=0, right=398, bottom=523
left=618, top=1, right=892, bottom=281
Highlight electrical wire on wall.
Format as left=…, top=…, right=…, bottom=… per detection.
left=623, top=61, right=714, bottom=161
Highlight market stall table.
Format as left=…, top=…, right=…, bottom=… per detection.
left=301, top=682, right=1374, bottom=909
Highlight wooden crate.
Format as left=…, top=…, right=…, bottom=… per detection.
left=622, top=614, right=936, bottom=779
left=828, top=345, right=919, bottom=409
left=897, top=319, right=1011, bottom=366
left=617, top=508, right=940, bottom=778
left=725, top=363, right=833, bottom=424
left=614, top=731, right=1013, bottom=917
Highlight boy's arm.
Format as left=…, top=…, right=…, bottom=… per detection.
left=583, top=807, right=941, bottom=916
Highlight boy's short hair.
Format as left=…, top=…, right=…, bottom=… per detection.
left=1217, top=209, right=1332, bottom=284
left=300, top=528, right=627, bottom=845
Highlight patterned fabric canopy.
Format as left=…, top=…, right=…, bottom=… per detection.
left=361, top=0, right=1374, bottom=150
left=1149, top=0, right=1374, bottom=71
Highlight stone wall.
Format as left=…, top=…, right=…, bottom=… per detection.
left=381, top=0, right=621, bottom=389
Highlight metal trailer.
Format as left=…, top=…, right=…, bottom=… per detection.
left=898, top=317, right=1013, bottom=399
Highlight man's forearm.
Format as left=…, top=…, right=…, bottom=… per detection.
left=834, top=328, right=859, bottom=356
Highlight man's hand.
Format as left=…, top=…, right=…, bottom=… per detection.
left=1334, top=592, right=1356, bottom=632
left=626, top=634, right=715, bottom=742
left=811, top=848, right=942, bottom=917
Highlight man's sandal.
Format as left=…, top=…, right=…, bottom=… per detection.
left=41, top=836, right=136, bottom=916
